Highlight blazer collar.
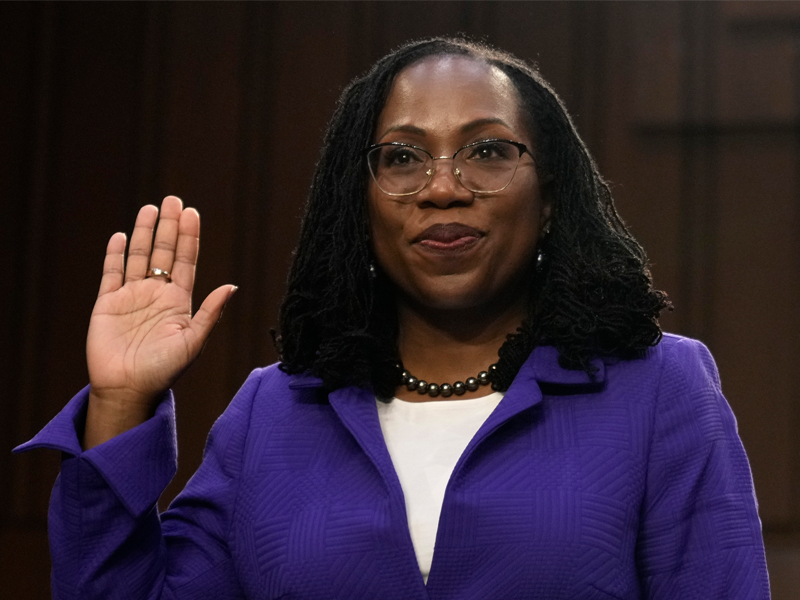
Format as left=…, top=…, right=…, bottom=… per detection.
left=528, top=345, right=606, bottom=395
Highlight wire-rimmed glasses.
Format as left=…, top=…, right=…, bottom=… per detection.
left=365, top=139, right=530, bottom=197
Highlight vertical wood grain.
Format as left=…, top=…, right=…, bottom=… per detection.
left=10, top=0, right=60, bottom=523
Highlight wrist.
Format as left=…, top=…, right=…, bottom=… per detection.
left=84, top=387, right=161, bottom=450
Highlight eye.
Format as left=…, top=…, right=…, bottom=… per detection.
left=466, top=141, right=513, bottom=161
left=382, top=145, right=425, bottom=168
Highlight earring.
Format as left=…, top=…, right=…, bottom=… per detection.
left=536, top=248, right=544, bottom=268
left=369, top=261, right=377, bottom=279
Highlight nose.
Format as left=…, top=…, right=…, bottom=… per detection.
left=416, top=157, right=474, bottom=208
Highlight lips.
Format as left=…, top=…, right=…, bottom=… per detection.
left=414, top=223, right=484, bottom=252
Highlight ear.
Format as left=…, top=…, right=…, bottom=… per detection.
left=539, top=188, right=553, bottom=234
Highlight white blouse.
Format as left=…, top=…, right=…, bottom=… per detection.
left=376, top=392, right=504, bottom=583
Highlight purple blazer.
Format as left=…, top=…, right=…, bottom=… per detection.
left=16, top=334, right=770, bottom=599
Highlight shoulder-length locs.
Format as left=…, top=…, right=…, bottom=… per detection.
left=276, top=37, right=671, bottom=398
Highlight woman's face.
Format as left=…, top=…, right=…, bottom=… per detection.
left=367, top=55, right=550, bottom=314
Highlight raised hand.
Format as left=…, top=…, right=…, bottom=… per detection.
left=84, top=196, right=236, bottom=449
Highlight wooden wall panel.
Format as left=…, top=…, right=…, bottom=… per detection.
left=632, top=2, right=684, bottom=125
left=1, top=5, right=55, bottom=597
left=491, top=2, right=608, bottom=153
left=713, top=3, right=800, bottom=532
left=491, top=2, right=579, bottom=96
left=722, top=1, right=800, bottom=23
left=718, top=29, right=797, bottom=123
left=3, top=2, right=55, bottom=528
left=603, top=3, right=684, bottom=334
left=346, top=1, right=481, bottom=69
left=2, top=3, right=154, bottom=597
left=10, top=1, right=153, bottom=519
left=713, top=134, right=799, bottom=523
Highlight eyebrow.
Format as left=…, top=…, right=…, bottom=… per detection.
left=460, top=117, right=511, bottom=134
left=378, top=117, right=513, bottom=140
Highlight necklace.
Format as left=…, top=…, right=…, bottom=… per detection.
left=398, top=362, right=499, bottom=398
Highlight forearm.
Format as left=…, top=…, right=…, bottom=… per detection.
left=50, top=457, right=168, bottom=600
left=31, top=388, right=180, bottom=599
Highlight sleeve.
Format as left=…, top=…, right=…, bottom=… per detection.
left=635, top=338, right=771, bottom=599
left=13, top=369, right=267, bottom=600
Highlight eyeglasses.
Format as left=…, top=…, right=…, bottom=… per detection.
left=365, top=139, right=530, bottom=196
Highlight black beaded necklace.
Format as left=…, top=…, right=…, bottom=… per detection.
left=398, top=362, right=500, bottom=398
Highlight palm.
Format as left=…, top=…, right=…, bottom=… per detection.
left=89, top=279, right=197, bottom=397
left=87, top=197, right=234, bottom=408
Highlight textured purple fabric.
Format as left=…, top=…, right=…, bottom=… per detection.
left=15, top=334, right=770, bottom=599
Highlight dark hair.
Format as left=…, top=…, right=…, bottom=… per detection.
left=276, top=37, right=670, bottom=398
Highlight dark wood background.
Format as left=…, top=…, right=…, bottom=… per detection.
left=3, top=2, right=800, bottom=598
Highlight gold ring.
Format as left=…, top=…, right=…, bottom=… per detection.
left=146, top=267, right=171, bottom=282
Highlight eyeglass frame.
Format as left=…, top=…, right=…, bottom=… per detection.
left=364, top=138, right=531, bottom=196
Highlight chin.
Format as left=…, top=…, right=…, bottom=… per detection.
left=399, top=266, right=533, bottom=317
left=410, top=280, right=497, bottom=312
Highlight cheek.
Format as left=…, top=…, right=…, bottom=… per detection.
left=367, top=196, right=404, bottom=262
left=493, top=197, right=544, bottom=264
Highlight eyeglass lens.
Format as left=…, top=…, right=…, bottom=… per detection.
left=367, top=141, right=521, bottom=196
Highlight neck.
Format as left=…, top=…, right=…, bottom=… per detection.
left=394, top=287, right=529, bottom=401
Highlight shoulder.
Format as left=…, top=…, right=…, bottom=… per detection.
left=638, top=334, right=740, bottom=460
left=604, top=332, right=722, bottom=394
left=206, top=364, right=330, bottom=471
left=219, top=363, right=327, bottom=422
left=228, top=363, right=320, bottom=401
left=210, top=363, right=319, bottom=436
left=651, top=332, right=720, bottom=386
left=590, top=333, right=730, bottom=442
left=652, top=334, right=721, bottom=408
left=221, top=363, right=341, bottom=436
left=525, top=334, right=720, bottom=401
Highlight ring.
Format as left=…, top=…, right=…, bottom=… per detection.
left=146, top=267, right=171, bottom=282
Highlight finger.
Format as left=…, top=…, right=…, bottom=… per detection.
left=170, top=207, right=200, bottom=293
left=125, top=205, right=159, bottom=282
left=187, top=285, right=237, bottom=352
left=97, top=232, right=127, bottom=298
left=148, top=196, right=183, bottom=276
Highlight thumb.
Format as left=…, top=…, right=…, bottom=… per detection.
left=189, top=284, right=238, bottom=345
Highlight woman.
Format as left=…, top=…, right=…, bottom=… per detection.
left=17, top=38, right=769, bottom=599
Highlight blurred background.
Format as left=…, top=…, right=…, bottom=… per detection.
left=2, top=2, right=799, bottom=598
